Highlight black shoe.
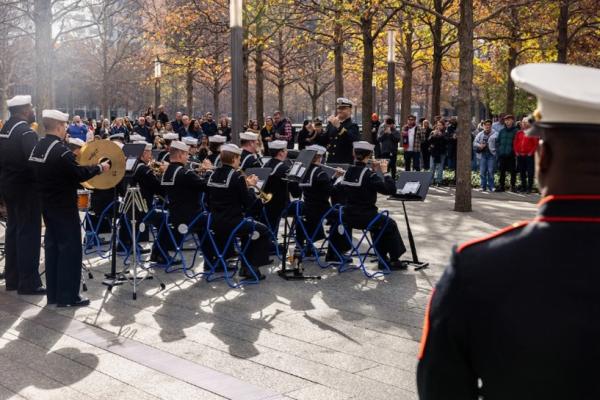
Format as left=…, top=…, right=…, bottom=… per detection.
left=379, top=260, right=408, bottom=271
left=57, top=297, right=90, bottom=308
left=494, top=188, right=505, bottom=193
left=6, top=285, right=17, bottom=291
left=18, top=286, right=47, bottom=295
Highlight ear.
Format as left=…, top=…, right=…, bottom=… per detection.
left=535, top=138, right=552, bottom=189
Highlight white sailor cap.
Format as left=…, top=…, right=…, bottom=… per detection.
left=68, top=137, right=85, bottom=147
left=305, top=144, right=327, bottom=155
left=512, top=63, right=600, bottom=131
left=42, top=109, right=69, bottom=122
left=182, top=136, right=198, bottom=146
left=269, top=140, right=287, bottom=150
left=115, top=142, right=124, bottom=149
left=109, top=133, right=125, bottom=140
left=240, top=131, right=258, bottom=141
left=129, top=134, right=145, bottom=142
left=221, top=143, right=242, bottom=155
left=163, top=132, right=179, bottom=140
left=170, top=140, right=189, bottom=152
left=208, top=134, right=226, bottom=143
left=336, top=97, right=355, bottom=108
left=139, top=142, right=153, bottom=150
left=353, top=141, right=375, bottom=151
left=7, top=95, right=32, bottom=108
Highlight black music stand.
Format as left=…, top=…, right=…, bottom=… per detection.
left=279, top=150, right=320, bottom=281
left=388, top=171, right=433, bottom=271
left=245, top=167, right=271, bottom=192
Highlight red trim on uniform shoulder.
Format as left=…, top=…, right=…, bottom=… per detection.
left=534, top=216, right=600, bottom=223
left=456, top=220, right=530, bottom=254
left=418, top=288, right=435, bottom=360
left=538, top=195, right=600, bottom=207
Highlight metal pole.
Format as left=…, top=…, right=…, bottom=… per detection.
left=387, top=30, right=396, bottom=121
left=155, top=79, right=161, bottom=113
left=230, top=0, right=243, bottom=144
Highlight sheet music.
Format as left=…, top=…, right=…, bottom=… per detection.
left=397, top=181, right=421, bottom=195
left=125, top=158, right=137, bottom=171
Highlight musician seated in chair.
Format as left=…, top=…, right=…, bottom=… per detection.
left=150, top=140, right=212, bottom=265
left=239, top=131, right=262, bottom=171
left=327, top=141, right=407, bottom=270
left=207, top=134, right=226, bottom=166
left=295, top=145, right=343, bottom=253
left=206, top=144, right=271, bottom=280
left=157, top=132, right=179, bottom=163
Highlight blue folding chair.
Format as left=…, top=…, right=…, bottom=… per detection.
left=82, top=200, right=117, bottom=258
left=326, top=206, right=392, bottom=278
left=260, top=205, right=284, bottom=260
left=204, top=213, right=263, bottom=288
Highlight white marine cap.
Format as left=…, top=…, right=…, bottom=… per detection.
left=182, top=136, right=198, bottom=146
left=221, top=143, right=242, bottom=155
left=208, top=134, right=226, bottom=143
left=269, top=140, right=287, bottom=150
left=511, top=63, right=600, bottom=127
left=7, top=95, right=32, bottom=108
left=109, top=132, right=125, bottom=140
left=239, top=131, right=258, bottom=141
left=170, top=140, right=189, bottom=152
left=353, top=141, right=375, bottom=151
left=336, top=97, right=355, bottom=108
left=68, top=137, right=85, bottom=147
left=163, top=132, right=179, bottom=140
left=305, top=144, right=327, bottom=155
left=129, top=134, right=145, bottom=142
left=42, top=109, right=69, bottom=122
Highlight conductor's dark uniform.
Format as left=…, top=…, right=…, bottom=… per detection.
left=206, top=164, right=271, bottom=274
left=296, top=163, right=334, bottom=247
left=0, top=117, right=42, bottom=292
left=240, top=149, right=261, bottom=171
left=29, top=134, right=102, bottom=304
left=324, top=118, right=360, bottom=164
left=328, top=161, right=406, bottom=263
left=417, top=196, right=600, bottom=399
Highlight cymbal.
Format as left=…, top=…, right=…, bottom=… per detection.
left=77, top=140, right=126, bottom=189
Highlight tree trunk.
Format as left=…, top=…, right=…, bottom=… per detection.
left=400, top=22, right=414, bottom=124
left=255, top=47, right=265, bottom=126
left=277, top=81, right=284, bottom=112
left=212, top=79, right=220, bottom=119
left=34, top=0, right=54, bottom=128
left=361, top=17, right=374, bottom=140
left=556, top=0, right=570, bottom=63
left=506, top=45, right=518, bottom=115
left=333, top=23, right=344, bottom=100
left=186, top=67, right=193, bottom=116
left=455, top=0, right=474, bottom=212
left=430, top=0, right=444, bottom=120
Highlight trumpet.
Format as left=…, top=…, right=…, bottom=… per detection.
left=188, top=159, right=214, bottom=174
left=149, top=160, right=165, bottom=176
left=241, top=170, right=273, bottom=204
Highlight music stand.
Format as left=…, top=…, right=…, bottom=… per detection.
left=279, top=150, right=320, bottom=281
left=388, top=171, right=433, bottom=271
left=245, top=167, right=271, bottom=192
left=151, top=149, right=161, bottom=161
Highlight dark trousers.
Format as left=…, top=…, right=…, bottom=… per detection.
left=404, top=151, right=421, bottom=172
left=498, top=154, right=517, bottom=190
left=327, top=213, right=407, bottom=262
left=151, top=213, right=213, bottom=260
left=381, top=152, right=398, bottom=179
left=213, top=220, right=271, bottom=270
left=517, top=155, right=535, bottom=191
left=3, top=186, right=42, bottom=291
left=42, top=207, right=82, bottom=304
left=421, top=148, right=431, bottom=170
left=295, top=209, right=327, bottom=250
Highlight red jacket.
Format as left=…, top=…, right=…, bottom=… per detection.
left=513, top=130, right=539, bottom=156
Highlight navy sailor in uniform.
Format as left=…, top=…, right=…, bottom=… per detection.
left=239, top=131, right=262, bottom=171
left=207, top=134, right=226, bottom=166
left=417, top=63, right=600, bottom=400
left=295, top=144, right=343, bottom=252
left=157, top=132, right=179, bottom=163
left=324, top=97, right=360, bottom=164
left=29, top=109, right=109, bottom=307
left=0, top=95, right=44, bottom=294
left=327, top=141, right=407, bottom=269
left=206, top=143, right=271, bottom=279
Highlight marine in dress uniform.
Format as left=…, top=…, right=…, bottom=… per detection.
left=150, top=140, right=210, bottom=264
left=417, top=63, right=600, bottom=400
left=261, top=140, right=301, bottom=235
left=207, top=134, right=226, bottom=166
left=0, top=95, right=44, bottom=294
left=206, top=144, right=271, bottom=279
left=239, top=131, right=262, bottom=171
left=328, top=141, right=407, bottom=268
left=324, top=98, right=360, bottom=164
left=29, top=110, right=108, bottom=306
left=157, top=132, right=179, bottom=163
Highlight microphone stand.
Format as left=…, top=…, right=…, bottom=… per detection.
left=102, top=186, right=126, bottom=289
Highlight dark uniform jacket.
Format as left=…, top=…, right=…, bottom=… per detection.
left=161, top=162, right=205, bottom=223
left=0, top=118, right=38, bottom=190
left=29, top=135, right=101, bottom=208
left=299, top=163, right=333, bottom=216
left=206, top=164, right=258, bottom=232
left=263, top=158, right=301, bottom=211
left=207, top=152, right=221, bottom=167
left=240, top=149, right=261, bottom=171
left=324, top=118, right=360, bottom=164
left=157, top=149, right=170, bottom=163
left=336, top=161, right=395, bottom=225
left=132, top=162, right=163, bottom=209
left=417, top=195, right=600, bottom=400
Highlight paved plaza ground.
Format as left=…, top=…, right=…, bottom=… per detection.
left=0, top=188, right=539, bottom=400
